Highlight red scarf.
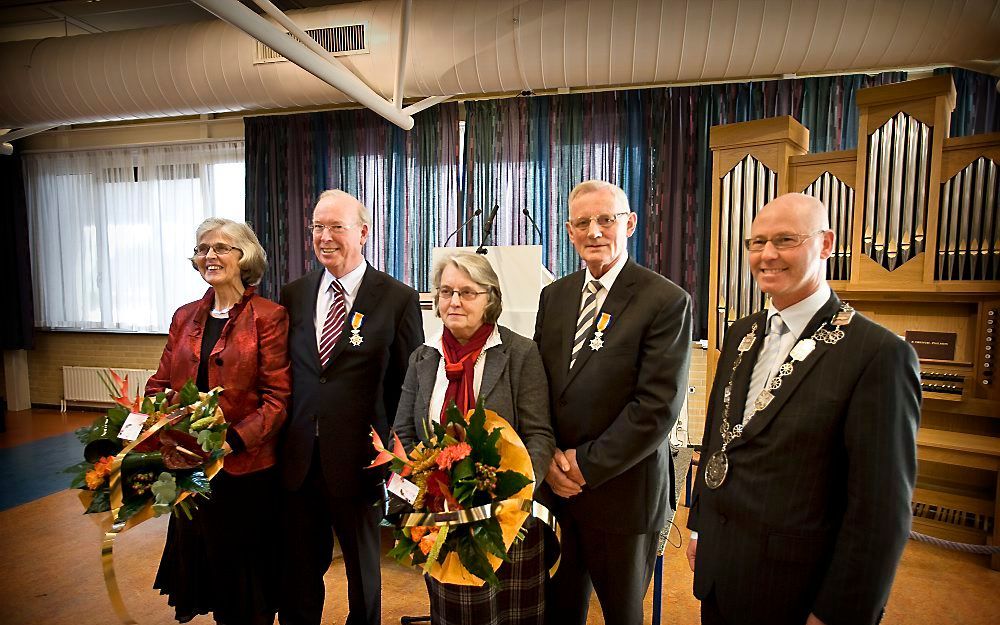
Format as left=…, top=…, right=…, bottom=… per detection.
left=440, top=323, right=494, bottom=424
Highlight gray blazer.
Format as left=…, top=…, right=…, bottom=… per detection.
left=392, top=325, right=555, bottom=483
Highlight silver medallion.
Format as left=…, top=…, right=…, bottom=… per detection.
left=589, top=335, right=604, bottom=351
left=704, top=450, right=729, bottom=489
left=349, top=331, right=364, bottom=347
left=753, top=389, right=774, bottom=412
left=738, top=331, right=756, bottom=353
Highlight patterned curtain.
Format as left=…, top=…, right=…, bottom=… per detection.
left=245, top=103, right=460, bottom=299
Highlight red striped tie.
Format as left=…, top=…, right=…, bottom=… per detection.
left=318, top=280, right=346, bottom=367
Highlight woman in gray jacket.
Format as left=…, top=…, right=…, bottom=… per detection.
left=392, top=251, right=555, bottom=625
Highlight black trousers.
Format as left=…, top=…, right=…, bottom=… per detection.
left=277, top=449, right=382, bottom=625
left=545, top=513, right=659, bottom=625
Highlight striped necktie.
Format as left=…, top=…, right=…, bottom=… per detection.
left=318, top=280, right=347, bottom=367
left=570, top=280, right=603, bottom=370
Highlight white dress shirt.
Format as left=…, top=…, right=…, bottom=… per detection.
left=743, top=283, right=832, bottom=421
left=580, top=251, right=629, bottom=316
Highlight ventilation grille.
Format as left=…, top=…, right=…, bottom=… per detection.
left=254, top=23, right=368, bottom=64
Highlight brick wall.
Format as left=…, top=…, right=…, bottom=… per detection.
left=686, top=344, right=708, bottom=446
left=27, top=331, right=167, bottom=406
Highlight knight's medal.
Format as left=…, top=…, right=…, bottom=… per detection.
left=590, top=313, right=611, bottom=351
left=349, top=312, right=365, bottom=347
left=704, top=450, right=729, bottom=489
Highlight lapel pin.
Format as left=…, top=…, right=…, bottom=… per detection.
left=349, top=312, right=365, bottom=347
left=589, top=312, right=612, bottom=351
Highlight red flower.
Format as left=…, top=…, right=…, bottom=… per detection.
left=424, top=470, right=462, bottom=512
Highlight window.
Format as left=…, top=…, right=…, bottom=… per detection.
left=24, top=141, right=245, bottom=332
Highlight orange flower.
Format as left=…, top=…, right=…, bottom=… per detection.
left=418, top=530, right=439, bottom=555
left=436, top=442, right=471, bottom=470
left=409, top=526, right=430, bottom=542
left=85, top=456, right=116, bottom=490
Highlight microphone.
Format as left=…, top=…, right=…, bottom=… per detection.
left=522, top=208, right=543, bottom=239
left=442, top=208, right=483, bottom=246
left=476, top=203, right=501, bottom=254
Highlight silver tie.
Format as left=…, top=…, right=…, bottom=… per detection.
left=744, top=313, right=788, bottom=423
left=570, top=280, right=603, bottom=370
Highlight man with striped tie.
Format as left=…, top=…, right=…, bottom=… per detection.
left=278, top=189, right=423, bottom=625
left=533, top=180, right=693, bottom=625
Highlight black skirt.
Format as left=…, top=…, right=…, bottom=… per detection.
left=154, top=468, right=278, bottom=625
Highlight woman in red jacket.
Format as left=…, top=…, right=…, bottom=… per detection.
left=146, top=217, right=291, bottom=625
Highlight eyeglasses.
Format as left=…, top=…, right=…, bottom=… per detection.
left=193, top=243, right=242, bottom=257
left=309, top=223, right=358, bottom=235
left=437, top=287, right=489, bottom=302
left=744, top=230, right=827, bottom=252
left=568, top=212, right=629, bottom=232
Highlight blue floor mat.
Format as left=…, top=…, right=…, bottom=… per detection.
left=0, top=432, right=84, bottom=511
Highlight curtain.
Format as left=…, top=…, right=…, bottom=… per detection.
left=23, top=141, right=245, bottom=332
left=245, top=103, right=460, bottom=299
left=0, top=149, right=34, bottom=349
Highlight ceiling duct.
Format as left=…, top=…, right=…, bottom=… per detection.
left=0, top=0, right=997, bottom=129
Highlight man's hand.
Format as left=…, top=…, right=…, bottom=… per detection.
left=563, top=448, right=586, bottom=486
left=686, top=538, right=697, bottom=571
left=805, top=614, right=826, bottom=625
left=545, top=449, right=583, bottom=498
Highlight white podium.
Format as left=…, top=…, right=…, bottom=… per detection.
left=421, top=245, right=554, bottom=340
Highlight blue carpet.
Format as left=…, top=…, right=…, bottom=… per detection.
left=0, top=432, right=84, bottom=511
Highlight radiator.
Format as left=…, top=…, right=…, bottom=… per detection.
left=62, top=366, right=157, bottom=407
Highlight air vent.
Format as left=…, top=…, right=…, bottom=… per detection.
left=254, top=23, right=368, bottom=64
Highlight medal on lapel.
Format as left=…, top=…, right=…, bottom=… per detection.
left=349, top=312, right=365, bottom=347
left=589, top=312, right=611, bottom=351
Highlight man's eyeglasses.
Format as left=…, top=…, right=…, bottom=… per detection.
left=744, top=230, right=827, bottom=252
left=437, top=287, right=489, bottom=301
left=568, top=212, right=629, bottom=232
left=193, top=243, right=242, bottom=257
left=309, top=223, right=358, bottom=235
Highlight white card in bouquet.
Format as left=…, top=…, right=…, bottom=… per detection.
left=387, top=473, right=420, bottom=504
left=118, top=412, right=147, bottom=441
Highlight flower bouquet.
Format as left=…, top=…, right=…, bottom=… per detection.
left=66, top=370, right=227, bottom=524
left=370, top=399, right=537, bottom=587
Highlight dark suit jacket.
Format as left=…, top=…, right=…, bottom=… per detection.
left=146, top=287, right=291, bottom=476
left=687, top=292, right=921, bottom=625
left=392, top=325, right=556, bottom=483
left=279, top=265, right=424, bottom=499
left=534, top=259, right=692, bottom=534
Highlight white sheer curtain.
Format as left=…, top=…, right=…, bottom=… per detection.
left=24, top=141, right=245, bottom=332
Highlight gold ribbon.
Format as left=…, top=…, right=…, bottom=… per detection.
left=83, top=402, right=225, bottom=624
left=395, top=497, right=562, bottom=578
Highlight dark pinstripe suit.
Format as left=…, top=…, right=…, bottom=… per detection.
left=688, top=292, right=920, bottom=625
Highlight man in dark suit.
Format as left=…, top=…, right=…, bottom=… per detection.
left=534, top=180, right=693, bottom=625
left=686, top=192, right=921, bottom=625
left=278, top=189, right=423, bottom=625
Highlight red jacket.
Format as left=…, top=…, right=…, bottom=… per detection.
left=146, top=287, right=291, bottom=475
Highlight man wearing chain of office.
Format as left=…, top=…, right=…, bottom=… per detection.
left=686, top=192, right=921, bottom=625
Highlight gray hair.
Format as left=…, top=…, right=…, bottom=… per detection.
left=191, top=218, right=268, bottom=286
left=431, top=252, right=503, bottom=325
left=568, top=179, right=631, bottom=214
left=316, top=189, right=372, bottom=227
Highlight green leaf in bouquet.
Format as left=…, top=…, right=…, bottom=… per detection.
left=176, top=469, right=212, bottom=495
left=64, top=460, right=93, bottom=490
left=116, top=495, right=150, bottom=523
left=455, top=531, right=500, bottom=587
left=493, top=470, right=532, bottom=500
left=473, top=517, right=509, bottom=561
left=141, top=396, right=154, bottom=415
left=177, top=380, right=200, bottom=407
left=121, top=451, right=164, bottom=475
left=431, top=419, right=447, bottom=443
left=478, top=428, right=502, bottom=468
left=443, top=401, right=463, bottom=429
left=387, top=535, right=419, bottom=563
left=151, top=471, right=178, bottom=507
left=465, top=399, right=489, bottom=452
left=153, top=392, right=168, bottom=412
left=85, top=489, right=111, bottom=514
left=196, top=427, right=226, bottom=453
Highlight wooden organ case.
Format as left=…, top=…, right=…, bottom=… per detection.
left=706, top=75, right=1000, bottom=569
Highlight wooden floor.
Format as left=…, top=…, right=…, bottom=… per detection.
left=1, top=408, right=998, bottom=625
